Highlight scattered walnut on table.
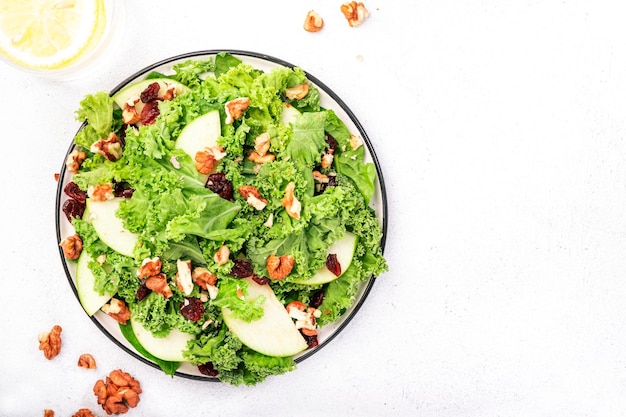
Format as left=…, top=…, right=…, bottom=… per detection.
left=44, top=409, right=55, bottom=417
left=78, top=353, right=97, bottom=369
left=72, top=409, right=96, bottom=417
left=93, top=369, right=142, bottom=415
left=303, top=10, right=324, bottom=32
left=38, top=325, right=62, bottom=360
left=340, top=1, right=370, bottom=27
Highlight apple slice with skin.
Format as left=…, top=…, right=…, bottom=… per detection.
left=222, top=277, right=308, bottom=357
left=76, top=251, right=112, bottom=316
left=175, top=109, right=221, bottom=161
left=280, top=102, right=301, bottom=127
left=85, top=197, right=138, bottom=257
left=112, top=78, right=189, bottom=113
left=130, top=316, right=194, bottom=362
left=291, top=232, right=358, bottom=285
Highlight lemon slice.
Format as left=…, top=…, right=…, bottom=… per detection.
left=0, top=0, right=106, bottom=70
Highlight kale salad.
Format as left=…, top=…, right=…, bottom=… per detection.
left=58, top=52, right=387, bottom=385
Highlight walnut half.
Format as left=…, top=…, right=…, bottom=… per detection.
left=78, top=353, right=97, bottom=369
left=38, top=325, right=62, bottom=360
left=340, top=1, right=370, bottom=27
left=303, top=10, right=324, bottom=32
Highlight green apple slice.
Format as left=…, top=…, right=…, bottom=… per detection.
left=76, top=251, right=112, bottom=316
left=112, top=78, right=189, bottom=110
left=222, top=277, right=308, bottom=357
left=280, top=102, right=301, bottom=126
left=292, top=232, right=358, bottom=285
left=130, top=316, right=193, bottom=362
left=175, top=109, right=221, bottom=160
left=85, top=197, right=138, bottom=257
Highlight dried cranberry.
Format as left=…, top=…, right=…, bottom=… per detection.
left=206, top=173, right=233, bottom=200
left=140, top=82, right=160, bottom=103
left=230, top=259, right=254, bottom=278
left=114, top=181, right=134, bottom=198
left=325, top=134, right=338, bottom=152
left=62, top=199, right=85, bottom=222
left=117, top=126, right=127, bottom=143
left=140, top=100, right=160, bottom=125
left=136, top=280, right=150, bottom=301
left=198, top=362, right=219, bottom=377
left=310, top=289, right=325, bottom=308
left=302, top=332, right=319, bottom=349
left=251, top=275, right=270, bottom=286
left=326, top=253, right=341, bottom=277
left=64, top=182, right=86, bottom=203
left=180, top=297, right=204, bottom=322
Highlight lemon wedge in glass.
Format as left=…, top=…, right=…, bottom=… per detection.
left=0, top=0, right=107, bottom=71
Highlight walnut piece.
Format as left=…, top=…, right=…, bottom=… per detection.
left=65, top=149, right=86, bottom=174
left=93, top=369, right=142, bottom=415
left=122, top=99, right=141, bottom=125
left=313, top=170, right=330, bottom=184
left=137, top=257, right=162, bottom=278
left=145, top=274, right=173, bottom=299
left=224, top=97, right=250, bottom=124
left=320, top=152, right=334, bottom=169
left=214, top=245, right=230, bottom=265
left=192, top=267, right=217, bottom=290
left=78, top=353, right=97, bottom=369
left=38, top=325, right=62, bottom=360
left=88, top=183, right=114, bottom=202
left=238, top=185, right=268, bottom=210
left=340, top=1, right=370, bottom=27
left=101, top=298, right=131, bottom=325
left=349, top=133, right=363, bottom=150
left=266, top=254, right=295, bottom=280
left=175, top=259, right=194, bottom=296
left=285, top=83, right=310, bottom=100
left=248, top=150, right=275, bottom=165
left=59, top=234, right=83, bottom=260
left=90, top=132, right=123, bottom=162
left=303, top=10, right=324, bottom=32
left=281, top=181, right=301, bottom=220
left=254, top=132, right=271, bottom=156
left=72, top=409, right=96, bottom=417
left=44, top=409, right=55, bottom=417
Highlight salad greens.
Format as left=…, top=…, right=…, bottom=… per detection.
left=63, top=52, right=387, bottom=385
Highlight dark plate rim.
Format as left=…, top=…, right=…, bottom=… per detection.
left=55, top=49, right=388, bottom=382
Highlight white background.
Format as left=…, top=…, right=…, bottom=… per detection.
left=2, top=0, right=626, bottom=416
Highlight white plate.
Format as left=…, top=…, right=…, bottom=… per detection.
left=55, top=50, right=387, bottom=380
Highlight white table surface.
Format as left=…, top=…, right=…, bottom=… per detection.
left=2, top=1, right=626, bottom=416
